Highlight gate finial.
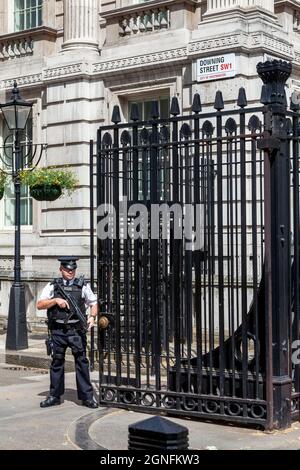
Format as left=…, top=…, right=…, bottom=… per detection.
left=192, top=93, right=202, bottom=114
left=214, top=91, right=224, bottom=111
left=130, top=103, right=140, bottom=121
left=111, top=105, right=121, bottom=124
left=150, top=101, right=159, bottom=119
left=257, top=60, right=292, bottom=107
left=170, top=96, right=180, bottom=116
left=237, top=88, right=247, bottom=108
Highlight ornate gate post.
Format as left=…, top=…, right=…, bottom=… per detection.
left=257, top=60, right=292, bottom=429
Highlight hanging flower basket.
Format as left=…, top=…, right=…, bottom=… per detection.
left=19, top=167, right=78, bottom=201
left=29, top=184, right=62, bottom=201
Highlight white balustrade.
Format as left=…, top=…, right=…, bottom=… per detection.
left=119, top=7, right=170, bottom=37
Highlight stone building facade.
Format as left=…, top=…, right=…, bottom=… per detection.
left=0, top=0, right=299, bottom=327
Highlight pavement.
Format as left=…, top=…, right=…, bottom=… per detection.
left=1, top=331, right=300, bottom=450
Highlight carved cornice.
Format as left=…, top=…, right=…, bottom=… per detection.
left=93, top=47, right=188, bottom=73
left=188, top=33, right=244, bottom=54
left=1, top=73, right=43, bottom=89
left=43, top=62, right=90, bottom=80
left=260, top=34, right=294, bottom=58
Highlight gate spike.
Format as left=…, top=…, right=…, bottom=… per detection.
left=130, top=103, right=140, bottom=121
left=191, top=93, right=202, bottom=114
left=260, top=85, right=269, bottom=105
left=150, top=101, right=159, bottom=119
left=237, top=87, right=247, bottom=108
left=170, top=96, right=180, bottom=116
left=111, top=105, right=121, bottom=124
left=214, top=91, right=224, bottom=110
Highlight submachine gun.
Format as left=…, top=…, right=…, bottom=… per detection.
left=56, top=276, right=88, bottom=331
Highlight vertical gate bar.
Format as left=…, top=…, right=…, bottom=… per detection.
left=171, top=108, right=182, bottom=402
left=123, top=144, right=130, bottom=384
left=201, top=142, right=208, bottom=361
left=250, top=130, right=260, bottom=399
left=205, top=132, right=214, bottom=394
left=292, top=105, right=300, bottom=402
left=239, top=105, right=248, bottom=410
left=107, top=147, right=113, bottom=385
left=257, top=60, right=292, bottom=429
left=216, top=100, right=225, bottom=404
left=234, top=143, right=240, bottom=332
left=150, top=109, right=161, bottom=392
left=142, top=139, right=150, bottom=387
left=113, top=118, right=122, bottom=387
left=89, top=139, right=95, bottom=372
left=132, top=118, right=142, bottom=389
left=159, top=135, right=169, bottom=382
left=227, top=131, right=236, bottom=395
left=96, top=129, right=103, bottom=400
left=226, top=137, right=231, bottom=338
left=193, top=110, right=203, bottom=393
left=184, top=130, right=193, bottom=393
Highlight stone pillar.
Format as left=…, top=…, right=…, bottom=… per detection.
left=207, top=0, right=274, bottom=13
left=62, top=0, right=99, bottom=51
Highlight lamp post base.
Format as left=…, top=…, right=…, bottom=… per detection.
left=5, top=283, right=28, bottom=351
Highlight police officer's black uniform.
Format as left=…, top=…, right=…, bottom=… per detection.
left=40, top=257, right=98, bottom=409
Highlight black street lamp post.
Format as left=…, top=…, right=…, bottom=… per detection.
left=0, top=82, right=44, bottom=350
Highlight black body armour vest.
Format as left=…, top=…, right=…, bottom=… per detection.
left=47, top=277, right=87, bottom=322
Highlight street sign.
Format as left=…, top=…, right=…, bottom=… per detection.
left=196, top=53, right=236, bottom=82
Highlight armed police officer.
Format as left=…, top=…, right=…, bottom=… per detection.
left=37, top=257, right=98, bottom=409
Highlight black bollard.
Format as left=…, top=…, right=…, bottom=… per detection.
left=128, top=416, right=189, bottom=450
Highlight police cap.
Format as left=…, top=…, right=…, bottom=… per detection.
left=58, top=256, right=79, bottom=271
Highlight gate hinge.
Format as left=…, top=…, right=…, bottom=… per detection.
left=257, top=135, right=280, bottom=151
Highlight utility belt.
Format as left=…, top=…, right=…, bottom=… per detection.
left=51, top=321, right=83, bottom=332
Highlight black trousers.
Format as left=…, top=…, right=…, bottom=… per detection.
left=49, top=327, right=93, bottom=401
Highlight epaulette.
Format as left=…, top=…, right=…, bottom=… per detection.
left=51, top=278, right=63, bottom=285
left=73, top=275, right=87, bottom=288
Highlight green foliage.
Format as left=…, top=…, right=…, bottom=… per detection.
left=0, top=170, right=7, bottom=191
left=19, top=167, right=78, bottom=196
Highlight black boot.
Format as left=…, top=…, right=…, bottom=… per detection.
left=82, top=398, right=98, bottom=409
left=40, top=396, right=61, bottom=408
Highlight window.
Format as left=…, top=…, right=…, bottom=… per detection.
left=128, top=97, right=170, bottom=201
left=129, top=97, right=169, bottom=122
left=1, top=119, right=33, bottom=228
left=14, top=0, right=43, bottom=32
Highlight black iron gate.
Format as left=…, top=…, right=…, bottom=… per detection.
left=92, top=60, right=300, bottom=429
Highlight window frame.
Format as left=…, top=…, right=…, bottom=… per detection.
left=14, top=0, right=43, bottom=32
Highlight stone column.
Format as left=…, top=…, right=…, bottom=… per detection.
left=207, top=0, right=274, bottom=13
left=62, top=0, right=99, bottom=51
